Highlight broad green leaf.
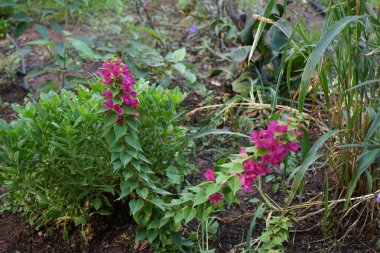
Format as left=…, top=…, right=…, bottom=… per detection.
left=184, top=208, right=197, bottom=224
left=230, top=46, right=251, bottom=62
left=182, top=71, right=196, bottom=83
left=147, top=229, right=158, bottom=242
left=149, top=198, right=165, bottom=211
left=114, top=124, right=127, bottom=140
left=70, top=38, right=98, bottom=59
left=129, top=199, right=144, bottom=215
left=298, top=15, right=367, bottom=112
left=228, top=176, right=241, bottom=195
left=171, top=48, right=186, bottom=62
left=136, top=187, right=149, bottom=199
left=173, top=63, right=186, bottom=74
left=13, top=22, right=29, bottom=39
left=33, top=24, right=49, bottom=40
left=12, top=12, right=32, bottom=22
left=125, top=134, right=141, bottom=150
left=120, top=152, right=131, bottom=166
left=104, top=111, right=118, bottom=127
left=92, top=198, right=102, bottom=210
left=193, top=190, right=208, bottom=206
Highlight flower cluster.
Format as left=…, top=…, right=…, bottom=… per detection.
left=239, top=120, right=302, bottom=191
left=203, top=169, right=225, bottom=205
left=98, top=59, right=139, bottom=123
left=202, top=120, right=302, bottom=205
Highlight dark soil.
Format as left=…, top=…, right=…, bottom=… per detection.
left=0, top=83, right=27, bottom=121
left=0, top=203, right=149, bottom=253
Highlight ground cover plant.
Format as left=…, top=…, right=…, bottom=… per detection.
left=0, top=0, right=379, bottom=252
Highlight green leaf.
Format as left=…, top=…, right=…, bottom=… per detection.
left=230, top=46, right=251, bottom=62
left=149, top=198, right=165, bottom=211
left=114, top=124, right=127, bottom=140
left=104, top=111, right=118, bottom=127
left=173, top=63, right=186, bottom=74
left=16, top=47, right=32, bottom=56
left=12, top=12, right=33, bottom=22
left=171, top=48, right=186, bottom=62
left=13, top=22, right=29, bottom=39
left=206, top=183, right=221, bottom=197
left=247, top=0, right=276, bottom=63
left=0, top=1, right=18, bottom=7
left=92, top=197, right=102, bottom=210
left=182, top=71, right=197, bottom=83
left=70, top=38, right=99, bottom=59
left=129, top=199, right=144, bottom=215
left=147, top=229, right=158, bottom=242
left=193, top=190, right=208, bottom=206
left=227, top=176, right=241, bottom=195
left=286, top=130, right=337, bottom=207
left=192, top=129, right=249, bottom=139
left=298, top=15, right=367, bottom=112
left=125, top=134, right=141, bottom=150
left=136, top=187, right=149, bottom=199
left=120, top=152, right=132, bottom=166
left=33, top=24, right=49, bottom=40
left=346, top=148, right=380, bottom=207
left=184, top=208, right=197, bottom=224
left=26, top=39, right=55, bottom=46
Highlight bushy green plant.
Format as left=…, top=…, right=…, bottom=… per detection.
left=0, top=86, right=113, bottom=228
left=0, top=66, right=189, bottom=238
left=137, top=81, right=191, bottom=181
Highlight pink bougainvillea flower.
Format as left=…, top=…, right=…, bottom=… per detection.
left=209, top=193, right=224, bottom=205
left=117, top=115, right=124, bottom=124
left=103, top=99, right=113, bottom=109
left=113, top=104, right=124, bottom=115
left=237, top=120, right=303, bottom=191
left=285, top=141, right=301, bottom=152
left=203, top=169, right=215, bottom=181
left=98, top=59, right=139, bottom=122
left=101, top=90, right=113, bottom=99
left=239, top=147, right=247, bottom=154
left=123, top=95, right=139, bottom=109
left=239, top=174, right=255, bottom=192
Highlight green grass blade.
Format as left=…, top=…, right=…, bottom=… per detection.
left=245, top=204, right=265, bottom=250
left=286, top=130, right=338, bottom=207
left=345, top=148, right=380, bottom=207
left=191, top=129, right=250, bottom=139
left=247, top=0, right=276, bottom=64
left=298, top=15, right=367, bottom=112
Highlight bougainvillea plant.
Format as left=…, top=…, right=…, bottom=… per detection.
left=193, top=119, right=303, bottom=207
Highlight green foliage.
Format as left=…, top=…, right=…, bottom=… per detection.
left=257, top=216, right=292, bottom=253
left=137, top=80, right=189, bottom=178
left=208, top=1, right=305, bottom=100
left=0, top=79, right=191, bottom=241
left=122, top=30, right=197, bottom=87
left=0, top=86, right=113, bottom=227
left=296, top=0, right=380, bottom=200
left=0, top=18, right=10, bottom=38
